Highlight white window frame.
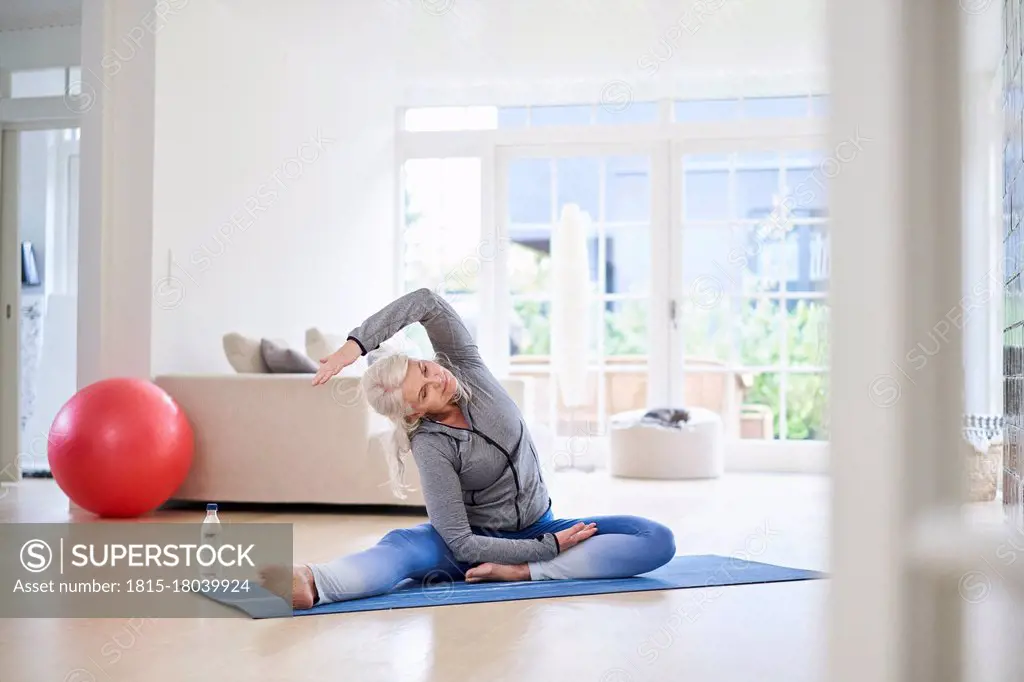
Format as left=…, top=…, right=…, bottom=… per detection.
left=394, top=100, right=829, bottom=470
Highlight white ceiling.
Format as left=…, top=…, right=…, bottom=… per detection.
left=0, top=0, right=80, bottom=32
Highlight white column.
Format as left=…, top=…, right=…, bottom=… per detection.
left=78, top=0, right=162, bottom=387
left=828, top=1, right=965, bottom=682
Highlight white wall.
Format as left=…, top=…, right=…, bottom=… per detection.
left=150, top=0, right=827, bottom=374
left=77, top=0, right=156, bottom=388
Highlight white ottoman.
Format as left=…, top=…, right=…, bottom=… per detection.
left=609, top=408, right=724, bottom=479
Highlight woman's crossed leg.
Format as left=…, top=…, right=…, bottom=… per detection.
left=286, top=514, right=676, bottom=608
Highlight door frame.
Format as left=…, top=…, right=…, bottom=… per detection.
left=0, top=129, right=20, bottom=484
left=0, top=115, right=79, bottom=484
left=394, top=110, right=832, bottom=469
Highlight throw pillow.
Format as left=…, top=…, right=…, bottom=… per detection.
left=305, top=327, right=368, bottom=376
left=223, top=333, right=269, bottom=373
left=260, top=338, right=318, bottom=374
left=305, top=327, right=346, bottom=364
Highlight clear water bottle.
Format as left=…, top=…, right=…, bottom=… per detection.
left=200, top=503, right=221, bottom=581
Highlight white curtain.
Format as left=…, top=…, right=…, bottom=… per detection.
left=550, top=204, right=591, bottom=407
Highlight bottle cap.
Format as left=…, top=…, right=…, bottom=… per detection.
left=206, top=503, right=218, bottom=511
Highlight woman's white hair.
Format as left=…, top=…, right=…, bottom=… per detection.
left=359, top=348, right=470, bottom=499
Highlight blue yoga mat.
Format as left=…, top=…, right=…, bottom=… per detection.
left=203, top=555, right=825, bottom=619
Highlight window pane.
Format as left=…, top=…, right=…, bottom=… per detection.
left=786, top=373, right=829, bottom=440
left=498, top=107, right=529, bottom=128
left=743, top=372, right=781, bottom=439
left=682, top=225, right=784, bottom=298
left=605, top=226, right=650, bottom=294
left=402, top=158, right=482, bottom=294
left=784, top=166, right=828, bottom=217
left=404, top=106, right=497, bottom=131
left=605, top=155, right=651, bottom=222
left=508, top=158, right=551, bottom=223
left=513, top=298, right=602, bottom=358
left=684, top=162, right=730, bottom=221
left=511, top=299, right=550, bottom=356
left=681, top=299, right=731, bottom=363
left=682, top=225, right=735, bottom=297
left=810, top=95, right=829, bottom=118
left=462, top=107, right=498, bottom=129
left=596, top=101, right=658, bottom=125
left=735, top=164, right=781, bottom=221
left=508, top=239, right=552, bottom=295
left=556, top=157, right=600, bottom=218
left=10, top=68, right=66, bottom=98
left=509, top=229, right=600, bottom=294
left=604, top=299, right=649, bottom=357
left=530, top=105, right=592, bottom=126
left=787, top=299, right=830, bottom=367
left=743, top=96, right=810, bottom=118
left=674, top=99, right=741, bottom=121
left=782, top=225, right=830, bottom=293
left=682, top=369, right=735, bottom=417
left=737, top=298, right=782, bottom=366
left=68, top=67, right=82, bottom=95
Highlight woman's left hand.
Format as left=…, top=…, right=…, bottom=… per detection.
left=312, top=339, right=362, bottom=386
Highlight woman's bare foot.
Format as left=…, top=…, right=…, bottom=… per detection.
left=465, top=562, right=530, bottom=583
left=259, top=564, right=318, bottom=609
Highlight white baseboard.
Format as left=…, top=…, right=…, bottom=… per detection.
left=726, top=439, right=830, bottom=474
left=541, top=432, right=830, bottom=475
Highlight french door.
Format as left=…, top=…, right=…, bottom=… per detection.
left=399, top=134, right=832, bottom=463
left=493, top=143, right=669, bottom=459
left=669, top=139, right=831, bottom=445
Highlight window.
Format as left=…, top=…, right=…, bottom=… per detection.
left=400, top=157, right=483, bottom=354
left=403, top=107, right=498, bottom=132
left=9, top=68, right=69, bottom=99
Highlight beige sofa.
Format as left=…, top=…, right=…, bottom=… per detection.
left=153, top=373, right=530, bottom=507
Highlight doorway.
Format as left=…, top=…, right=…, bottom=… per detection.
left=0, top=126, right=80, bottom=479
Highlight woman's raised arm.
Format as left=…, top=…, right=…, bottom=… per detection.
left=311, top=288, right=481, bottom=385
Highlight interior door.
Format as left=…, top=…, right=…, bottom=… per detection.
left=495, top=143, right=668, bottom=465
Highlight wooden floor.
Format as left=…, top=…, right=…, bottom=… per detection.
left=0, top=471, right=1008, bottom=682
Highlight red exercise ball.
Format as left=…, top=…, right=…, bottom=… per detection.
left=47, top=378, right=194, bottom=518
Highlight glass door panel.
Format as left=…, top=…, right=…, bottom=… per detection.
left=499, top=147, right=657, bottom=451
left=675, top=147, right=830, bottom=441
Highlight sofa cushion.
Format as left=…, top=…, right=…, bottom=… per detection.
left=223, top=333, right=269, bottom=373
left=261, top=338, right=318, bottom=373
left=306, top=327, right=368, bottom=376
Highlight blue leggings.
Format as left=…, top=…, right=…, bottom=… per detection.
left=308, top=508, right=676, bottom=605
